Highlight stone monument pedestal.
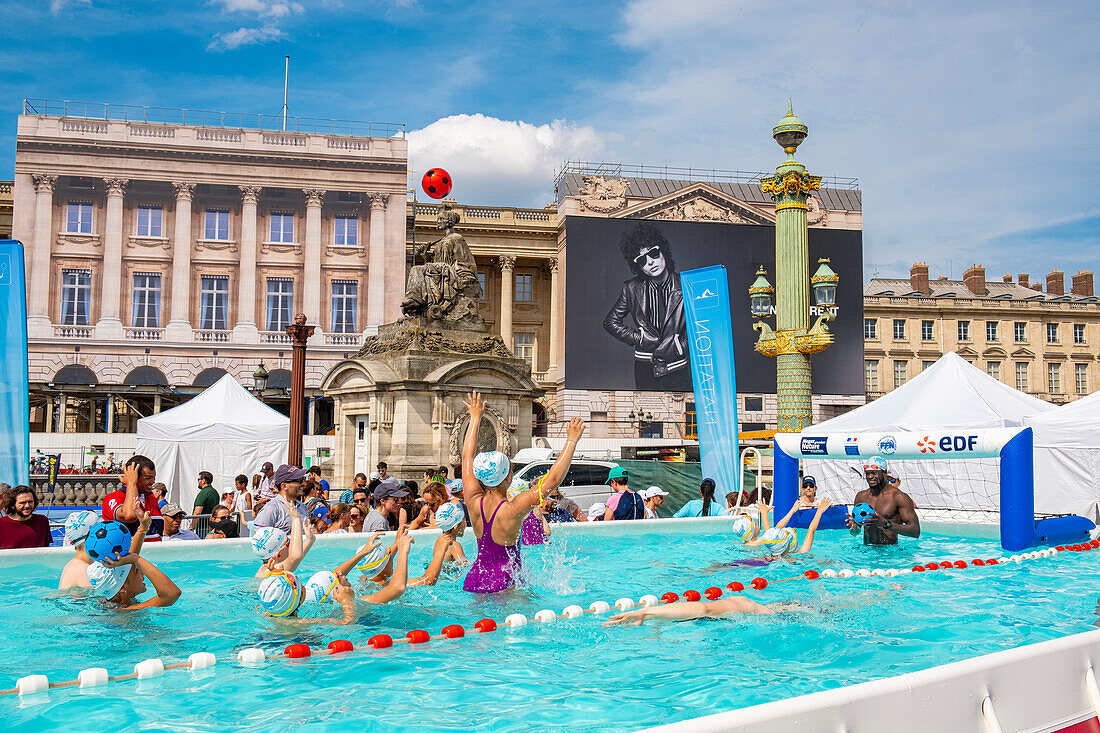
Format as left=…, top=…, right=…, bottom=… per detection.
left=320, top=320, right=543, bottom=488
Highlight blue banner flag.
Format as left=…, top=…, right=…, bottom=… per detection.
left=0, top=240, right=29, bottom=486
left=680, top=265, right=739, bottom=501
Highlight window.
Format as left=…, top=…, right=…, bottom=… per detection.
left=330, top=280, right=358, bottom=333
left=1014, top=322, right=1027, bottom=342
left=893, top=360, right=908, bottom=388
left=865, top=360, right=879, bottom=392
left=515, top=273, right=534, bottom=302
left=1047, top=363, right=1061, bottom=394
left=986, top=321, right=998, bottom=342
left=892, top=319, right=905, bottom=340
left=204, top=209, right=230, bottom=240
left=60, top=269, right=91, bottom=325
left=265, top=278, right=294, bottom=332
left=66, top=202, right=93, bottom=234
left=333, top=215, right=357, bottom=246
left=199, top=276, right=229, bottom=331
left=922, top=361, right=936, bottom=372
left=957, top=320, right=970, bottom=342
left=864, top=318, right=877, bottom=339
left=744, top=396, right=764, bottom=412
left=136, top=205, right=163, bottom=237
left=477, top=272, right=487, bottom=301
left=513, top=332, right=535, bottom=369
left=986, top=361, right=1001, bottom=381
left=1073, top=324, right=1086, bottom=344
left=741, top=422, right=766, bottom=432
left=1046, top=323, right=1058, bottom=344
left=269, top=212, right=294, bottom=243
left=684, top=403, right=697, bottom=439
left=640, top=421, right=663, bottom=439
left=920, top=320, right=933, bottom=341
left=1015, top=362, right=1029, bottom=392
left=1075, top=363, right=1088, bottom=394
left=131, top=273, right=161, bottom=328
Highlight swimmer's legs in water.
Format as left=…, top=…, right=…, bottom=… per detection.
left=604, top=596, right=776, bottom=626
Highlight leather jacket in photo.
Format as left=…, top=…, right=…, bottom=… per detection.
left=603, top=272, right=689, bottom=377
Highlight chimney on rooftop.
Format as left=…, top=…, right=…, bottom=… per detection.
left=1071, top=269, right=1094, bottom=297
left=963, top=264, right=987, bottom=296
left=1003, top=273, right=1012, bottom=283
left=1018, top=273, right=1030, bottom=288
left=1031, top=282, right=1043, bottom=292
left=909, top=262, right=930, bottom=295
left=1046, top=269, right=1064, bottom=296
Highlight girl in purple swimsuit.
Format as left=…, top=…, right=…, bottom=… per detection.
left=460, top=392, right=585, bottom=594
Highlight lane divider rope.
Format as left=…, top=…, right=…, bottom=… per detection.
left=6, top=539, right=1096, bottom=698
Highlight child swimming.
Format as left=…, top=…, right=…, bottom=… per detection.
left=718, top=497, right=834, bottom=569
left=252, top=496, right=314, bottom=578
left=86, top=537, right=181, bottom=611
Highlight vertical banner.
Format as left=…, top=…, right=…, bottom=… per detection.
left=680, top=265, right=740, bottom=500
left=47, top=455, right=60, bottom=495
left=0, top=240, right=30, bottom=486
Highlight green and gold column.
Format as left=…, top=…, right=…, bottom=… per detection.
left=754, top=102, right=834, bottom=432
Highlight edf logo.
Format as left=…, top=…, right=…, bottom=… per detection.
left=939, top=435, right=979, bottom=452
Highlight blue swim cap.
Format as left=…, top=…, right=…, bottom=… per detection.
left=435, top=502, right=465, bottom=532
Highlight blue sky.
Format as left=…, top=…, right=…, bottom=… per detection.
left=1, top=0, right=1098, bottom=281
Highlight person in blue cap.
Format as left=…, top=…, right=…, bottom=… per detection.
left=800, top=475, right=819, bottom=506
left=845, top=456, right=921, bottom=545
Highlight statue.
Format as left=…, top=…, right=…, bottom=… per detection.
left=400, top=203, right=482, bottom=323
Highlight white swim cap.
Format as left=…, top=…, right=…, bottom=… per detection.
left=251, top=526, right=288, bottom=560
left=356, top=544, right=391, bottom=578
left=761, top=526, right=797, bottom=555
left=435, top=502, right=465, bottom=532
left=731, top=513, right=758, bottom=541
left=65, top=510, right=100, bottom=546
left=473, top=451, right=510, bottom=488
left=258, top=571, right=302, bottom=617
left=587, top=501, right=606, bottom=521
left=507, top=477, right=530, bottom=496
left=87, top=562, right=130, bottom=600
left=305, top=570, right=339, bottom=603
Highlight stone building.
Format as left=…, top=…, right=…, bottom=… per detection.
left=1, top=180, right=13, bottom=238
left=11, top=100, right=408, bottom=435
left=863, top=263, right=1099, bottom=403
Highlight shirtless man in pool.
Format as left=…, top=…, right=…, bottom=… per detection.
left=845, top=455, right=920, bottom=545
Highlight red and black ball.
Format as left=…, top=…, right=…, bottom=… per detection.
left=422, top=168, right=452, bottom=199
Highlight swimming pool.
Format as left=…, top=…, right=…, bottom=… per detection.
left=2, top=518, right=1098, bottom=732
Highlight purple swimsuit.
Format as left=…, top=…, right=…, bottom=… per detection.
left=463, top=497, right=522, bottom=593
left=520, top=510, right=546, bottom=545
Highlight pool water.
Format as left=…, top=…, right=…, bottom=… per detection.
left=2, top=521, right=1098, bottom=732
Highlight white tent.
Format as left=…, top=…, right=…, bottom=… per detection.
left=136, top=374, right=288, bottom=509
left=804, top=352, right=1054, bottom=513
left=1023, top=390, right=1100, bottom=521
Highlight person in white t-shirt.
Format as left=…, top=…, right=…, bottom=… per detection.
left=640, top=486, right=668, bottom=519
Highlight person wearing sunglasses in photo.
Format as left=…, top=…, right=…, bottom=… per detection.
left=602, top=223, right=691, bottom=391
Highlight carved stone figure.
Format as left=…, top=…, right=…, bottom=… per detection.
left=400, top=203, right=482, bottom=323
left=578, top=175, right=630, bottom=212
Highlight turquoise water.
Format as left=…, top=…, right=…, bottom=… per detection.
left=1, top=522, right=1098, bottom=732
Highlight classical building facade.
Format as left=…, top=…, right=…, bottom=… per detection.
left=1, top=180, right=12, bottom=238
left=864, top=263, right=1099, bottom=403
left=12, top=100, right=408, bottom=435
left=550, top=163, right=865, bottom=438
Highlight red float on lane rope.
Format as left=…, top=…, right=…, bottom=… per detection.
left=661, top=592, right=680, bottom=604
left=727, top=581, right=744, bottom=592
left=804, top=570, right=820, bottom=580
left=704, top=587, right=722, bottom=600
left=284, top=644, right=311, bottom=658
left=751, top=577, right=768, bottom=590
left=474, top=619, right=497, bottom=633
left=953, top=560, right=967, bottom=569
left=406, top=630, right=430, bottom=644
left=912, top=565, right=925, bottom=572
left=972, top=559, right=985, bottom=566
left=683, top=590, right=702, bottom=602
left=925, top=563, right=939, bottom=571
left=441, top=625, right=465, bottom=639
left=367, top=634, right=393, bottom=649
left=327, top=639, right=353, bottom=654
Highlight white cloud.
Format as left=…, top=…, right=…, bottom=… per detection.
left=50, top=0, right=91, bottom=16
left=407, top=114, right=607, bottom=207
left=207, top=24, right=287, bottom=51
left=209, top=0, right=304, bottom=18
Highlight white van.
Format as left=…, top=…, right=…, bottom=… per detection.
left=512, top=459, right=619, bottom=513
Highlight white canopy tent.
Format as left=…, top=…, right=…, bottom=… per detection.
left=803, top=352, right=1054, bottom=514
left=1023, top=390, right=1100, bottom=521
left=136, top=374, right=288, bottom=509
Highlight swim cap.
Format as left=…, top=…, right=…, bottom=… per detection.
left=87, top=562, right=130, bottom=600
left=258, top=571, right=302, bottom=617
left=339, top=489, right=354, bottom=504
left=851, top=502, right=876, bottom=525
left=449, top=478, right=463, bottom=495
left=356, top=544, right=391, bottom=578
left=507, top=477, right=530, bottom=496
left=65, top=510, right=100, bottom=546
left=305, top=570, right=339, bottom=603
left=473, top=451, right=510, bottom=488
left=435, top=502, right=465, bottom=532
left=863, top=456, right=888, bottom=472
left=761, top=527, right=797, bottom=555
left=251, top=526, right=288, bottom=560
left=731, top=513, right=758, bottom=541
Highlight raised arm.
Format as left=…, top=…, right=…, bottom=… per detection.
left=108, top=556, right=180, bottom=610
left=461, top=392, right=487, bottom=503
left=511, top=418, right=586, bottom=513
left=796, top=497, right=833, bottom=554
left=333, top=531, right=384, bottom=577
left=129, top=511, right=151, bottom=555
left=409, top=534, right=454, bottom=587
left=282, top=498, right=308, bottom=572
left=757, top=500, right=773, bottom=531
left=361, top=535, right=411, bottom=603
left=113, top=463, right=142, bottom=524
left=774, top=499, right=806, bottom=530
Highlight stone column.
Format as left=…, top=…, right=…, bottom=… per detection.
left=105, top=394, right=115, bottom=434
left=165, top=182, right=196, bottom=341
left=153, top=394, right=162, bottom=414
left=57, top=394, right=67, bottom=434
left=234, top=185, right=262, bottom=343
left=44, top=398, right=53, bottom=433
left=366, top=193, right=388, bottom=333
left=95, top=177, right=128, bottom=339
left=303, top=189, right=324, bottom=341
left=547, top=256, right=560, bottom=380
left=27, top=173, right=57, bottom=336
left=499, top=255, right=516, bottom=350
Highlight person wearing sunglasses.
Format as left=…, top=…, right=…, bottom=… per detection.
left=602, top=223, right=691, bottom=391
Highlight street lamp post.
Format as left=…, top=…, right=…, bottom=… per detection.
left=753, top=102, right=838, bottom=432
left=286, top=313, right=315, bottom=466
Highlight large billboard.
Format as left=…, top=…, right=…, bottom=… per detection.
left=564, top=216, right=864, bottom=395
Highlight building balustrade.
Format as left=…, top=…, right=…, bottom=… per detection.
left=261, top=331, right=292, bottom=344
left=125, top=328, right=164, bottom=341
left=194, top=329, right=230, bottom=343
left=54, top=325, right=91, bottom=338
left=325, top=333, right=361, bottom=347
